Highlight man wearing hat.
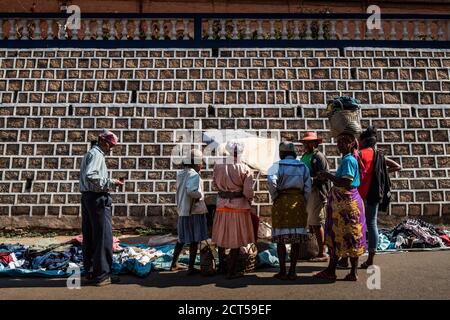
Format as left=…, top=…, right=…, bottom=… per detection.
left=300, top=132, right=330, bottom=262
left=79, top=130, right=124, bottom=286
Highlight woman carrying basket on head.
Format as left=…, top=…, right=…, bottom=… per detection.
left=314, top=133, right=367, bottom=281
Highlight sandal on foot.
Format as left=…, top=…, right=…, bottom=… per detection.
left=343, top=273, right=358, bottom=281
left=273, top=272, right=288, bottom=280
left=309, top=256, right=329, bottom=263
left=313, top=270, right=337, bottom=281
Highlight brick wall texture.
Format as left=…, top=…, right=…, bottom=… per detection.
left=0, top=48, right=449, bottom=229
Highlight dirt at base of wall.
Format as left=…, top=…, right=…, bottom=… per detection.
left=1, top=215, right=449, bottom=233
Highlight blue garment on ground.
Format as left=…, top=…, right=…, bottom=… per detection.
left=32, top=252, right=71, bottom=270
left=377, top=233, right=391, bottom=251
left=256, top=243, right=280, bottom=268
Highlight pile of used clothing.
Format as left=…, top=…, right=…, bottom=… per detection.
left=0, top=242, right=84, bottom=277
left=0, top=236, right=179, bottom=278
left=326, top=96, right=362, bottom=137
left=2, top=220, right=449, bottom=278
left=377, top=218, right=450, bottom=251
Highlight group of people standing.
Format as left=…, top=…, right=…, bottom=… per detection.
left=170, top=127, right=401, bottom=282
left=79, top=125, right=401, bottom=286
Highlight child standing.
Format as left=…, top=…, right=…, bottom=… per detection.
left=170, top=149, right=209, bottom=275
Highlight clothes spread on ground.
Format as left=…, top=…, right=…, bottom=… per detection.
left=1, top=219, right=449, bottom=278
left=378, top=219, right=449, bottom=250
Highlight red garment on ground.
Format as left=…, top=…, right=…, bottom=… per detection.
left=440, top=235, right=450, bottom=246
left=358, top=148, right=375, bottom=200
left=0, top=252, right=13, bottom=266
left=70, top=234, right=121, bottom=251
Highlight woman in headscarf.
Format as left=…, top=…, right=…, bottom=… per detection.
left=314, top=133, right=367, bottom=281
left=171, top=149, right=209, bottom=275
left=267, top=141, right=312, bottom=280
left=212, top=141, right=255, bottom=279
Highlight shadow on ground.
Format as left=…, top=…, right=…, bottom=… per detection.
left=0, top=265, right=333, bottom=289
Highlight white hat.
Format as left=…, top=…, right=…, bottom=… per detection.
left=225, top=141, right=244, bottom=156
left=182, top=149, right=203, bottom=165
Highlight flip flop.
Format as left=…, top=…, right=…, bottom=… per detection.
left=313, top=270, right=337, bottom=281
left=309, top=256, right=329, bottom=263
left=343, top=273, right=358, bottom=281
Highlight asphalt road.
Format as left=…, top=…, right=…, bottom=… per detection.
left=1, top=250, right=449, bottom=300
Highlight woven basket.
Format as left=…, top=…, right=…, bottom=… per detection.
left=298, top=234, right=319, bottom=260
left=328, top=110, right=362, bottom=137
left=236, top=243, right=258, bottom=273
left=200, top=241, right=217, bottom=276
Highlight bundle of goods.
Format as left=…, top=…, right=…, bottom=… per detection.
left=326, top=96, right=362, bottom=137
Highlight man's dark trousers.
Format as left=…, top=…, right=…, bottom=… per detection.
left=81, top=191, right=113, bottom=282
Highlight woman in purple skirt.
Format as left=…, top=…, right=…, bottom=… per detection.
left=314, top=133, right=367, bottom=281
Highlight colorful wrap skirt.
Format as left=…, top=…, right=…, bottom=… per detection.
left=271, top=189, right=309, bottom=244
left=212, top=207, right=255, bottom=249
left=325, top=187, right=367, bottom=258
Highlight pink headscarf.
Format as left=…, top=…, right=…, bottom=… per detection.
left=99, top=130, right=119, bottom=146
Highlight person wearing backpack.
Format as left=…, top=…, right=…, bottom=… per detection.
left=358, top=127, right=401, bottom=268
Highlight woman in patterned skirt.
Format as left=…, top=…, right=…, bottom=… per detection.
left=314, top=133, right=367, bottom=281
left=267, top=141, right=312, bottom=280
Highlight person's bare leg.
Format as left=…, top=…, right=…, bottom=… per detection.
left=274, top=243, right=287, bottom=279
left=217, top=247, right=227, bottom=274
left=187, top=242, right=200, bottom=275
left=361, top=250, right=375, bottom=268
left=345, top=257, right=359, bottom=281
left=170, top=242, right=185, bottom=271
left=288, top=243, right=300, bottom=280
left=226, top=248, right=242, bottom=279
left=314, top=225, right=327, bottom=257
left=314, top=253, right=337, bottom=279
left=337, top=256, right=349, bottom=268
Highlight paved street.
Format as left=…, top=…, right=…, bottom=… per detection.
left=1, top=250, right=449, bottom=300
